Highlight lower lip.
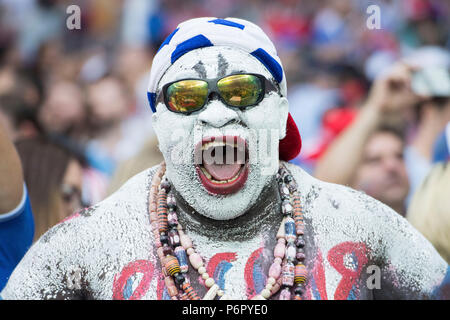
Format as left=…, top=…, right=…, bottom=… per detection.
left=196, top=163, right=249, bottom=195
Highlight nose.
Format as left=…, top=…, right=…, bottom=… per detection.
left=198, top=99, right=240, bottom=128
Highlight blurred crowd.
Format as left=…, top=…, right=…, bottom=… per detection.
left=0, top=0, right=449, bottom=281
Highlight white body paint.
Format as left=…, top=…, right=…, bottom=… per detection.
left=1, top=163, right=447, bottom=299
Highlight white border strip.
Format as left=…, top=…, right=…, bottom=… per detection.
left=0, top=184, right=27, bottom=222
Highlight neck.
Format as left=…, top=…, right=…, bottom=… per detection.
left=173, top=177, right=282, bottom=242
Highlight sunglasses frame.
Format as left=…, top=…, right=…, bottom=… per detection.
left=156, top=73, right=280, bottom=115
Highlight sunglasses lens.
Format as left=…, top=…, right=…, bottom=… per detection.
left=217, top=74, right=263, bottom=107
left=166, top=80, right=208, bottom=113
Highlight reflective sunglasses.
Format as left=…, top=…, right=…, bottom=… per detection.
left=156, top=73, right=279, bottom=114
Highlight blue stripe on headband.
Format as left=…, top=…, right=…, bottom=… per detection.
left=147, top=92, right=156, bottom=112
left=171, top=34, right=213, bottom=64
left=157, top=28, right=179, bottom=52
left=250, top=48, right=283, bottom=84
left=208, top=19, right=245, bottom=30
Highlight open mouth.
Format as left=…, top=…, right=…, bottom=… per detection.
left=195, top=136, right=249, bottom=195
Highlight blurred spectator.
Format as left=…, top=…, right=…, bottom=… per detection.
left=351, top=123, right=410, bottom=215
left=15, top=136, right=86, bottom=241
left=407, top=161, right=450, bottom=263
left=0, top=0, right=449, bottom=214
left=0, top=119, right=34, bottom=291
left=314, top=62, right=418, bottom=213
left=107, top=136, right=164, bottom=195
left=37, top=80, right=87, bottom=139
left=404, top=66, right=450, bottom=202
left=84, top=75, right=134, bottom=176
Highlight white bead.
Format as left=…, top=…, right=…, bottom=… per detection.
left=265, top=283, right=273, bottom=291
left=205, top=277, right=215, bottom=288
left=217, top=290, right=224, bottom=297
left=261, top=289, right=271, bottom=299
left=251, top=294, right=266, bottom=300
left=219, top=294, right=232, bottom=300
left=186, top=248, right=195, bottom=256
left=267, top=277, right=276, bottom=285
left=202, top=273, right=209, bottom=280
left=203, top=284, right=219, bottom=300
left=198, top=266, right=206, bottom=275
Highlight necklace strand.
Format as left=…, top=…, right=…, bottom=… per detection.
left=148, top=162, right=307, bottom=300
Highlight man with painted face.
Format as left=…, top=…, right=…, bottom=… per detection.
left=1, top=18, right=449, bottom=300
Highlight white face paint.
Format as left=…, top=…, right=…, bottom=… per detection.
left=152, top=46, right=289, bottom=220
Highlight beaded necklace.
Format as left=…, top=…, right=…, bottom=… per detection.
left=148, top=162, right=307, bottom=300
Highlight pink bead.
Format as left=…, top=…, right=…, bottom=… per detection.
left=268, top=262, right=282, bottom=279
left=150, top=221, right=159, bottom=232
left=274, top=242, right=286, bottom=259
left=189, top=253, right=203, bottom=270
left=274, top=257, right=282, bottom=265
left=179, top=230, right=192, bottom=249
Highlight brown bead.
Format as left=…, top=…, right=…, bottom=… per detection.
left=182, top=282, right=200, bottom=300
left=165, top=276, right=178, bottom=297
left=157, top=190, right=168, bottom=233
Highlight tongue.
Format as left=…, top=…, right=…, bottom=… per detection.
left=203, top=162, right=242, bottom=181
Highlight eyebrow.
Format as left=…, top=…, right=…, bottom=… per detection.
left=193, top=60, right=207, bottom=78
left=217, top=53, right=229, bottom=78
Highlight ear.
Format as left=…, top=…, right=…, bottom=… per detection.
left=278, top=97, right=289, bottom=140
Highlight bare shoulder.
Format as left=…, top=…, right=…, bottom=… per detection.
left=1, top=165, right=160, bottom=299
left=284, top=162, right=418, bottom=259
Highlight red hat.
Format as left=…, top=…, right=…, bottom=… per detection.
left=279, top=113, right=301, bottom=161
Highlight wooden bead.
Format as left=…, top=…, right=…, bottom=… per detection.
left=182, top=282, right=200, bottom=300
left=164, top=276, right=178, bottom=297
left=202, top=273, right=209, bottom=280
left=157, top=190, right=168, bottom=233
left=164, top=255, right=180, bottom=276
left=294, top=264, right=307, bottom=284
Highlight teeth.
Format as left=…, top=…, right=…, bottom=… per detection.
left=201, top=141, right=237, bottom=151
left=200, top=166, right=241, bottom=184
